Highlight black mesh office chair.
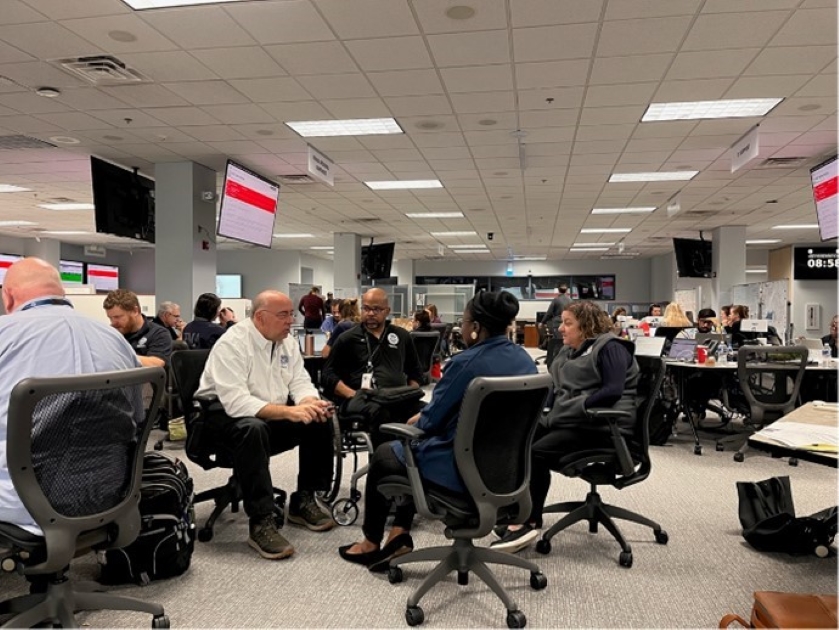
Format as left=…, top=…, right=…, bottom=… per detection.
left=170, top=350, right=285, bottom=542
left=378, top=373, right=553, bottom=628
left=410, top=331, right=442, bottom=386
left=535, top=356, right=669, bottom=568
left=0, top=367, right=169, bottom=628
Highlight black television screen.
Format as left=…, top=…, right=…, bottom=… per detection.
left=673, top=238, right=712, bottom=278
left=793, top=246, right=838, bottom=280
left=91, top=156, right=155, bottom=243
left=361, top=242, right=395, bottom=280
left=810, top=155, right=838, bottom=242
left=217, top=160, right=279, bottom=248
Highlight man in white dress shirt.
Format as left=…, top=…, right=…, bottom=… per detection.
left=196, top=290, right=335, bottom=560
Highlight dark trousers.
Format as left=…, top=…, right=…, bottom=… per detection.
left=206, top=409, right=334, bottom=519
left=361, top=443, right=416, bottom=545
left=341, top=398, right=426, bottom=449
left=528, top=424, right=614, bottom=527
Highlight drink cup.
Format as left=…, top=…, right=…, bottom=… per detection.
left=697, top=346, right=707, bottom=364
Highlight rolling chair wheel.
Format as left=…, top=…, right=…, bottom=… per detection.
left=153, top=440, right=164, bottom=451
left=619, top=551, right=633, bottom=568
left=654, top=530, right=669, bottom=545
left=529, top=572, right=547, bottom=590
left=331, top=499, right=359, bottom=526
left=788, top=457, right=799, bottom=467
left=733, top=452, right=745, bottom=463
left=197, top=527, right=213, bottom=543
left=405, top=605, right=424, bottom=626
left=457, top=570, right=468, bottom=586
left=715, top=443, right=724, bottom=452
left=151, top=614, right=170, bottom=628
left=693, top=445, right=703, bottom=456
left=506, top=609, right=527, bottom=628
left=388, top=566, right=403, bottom=584
left=534, top=539, right=551, bottom=555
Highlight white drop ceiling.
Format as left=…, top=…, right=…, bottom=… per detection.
left=0, top=0, right=834, bottom=262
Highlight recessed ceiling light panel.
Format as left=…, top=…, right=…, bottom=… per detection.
left=38, top=203, right=94, bottom=211
left=609, top=172, right=698, bottom=182
left=273, top=233, right=314, bottom=238
left=772, top=224, right=819, bottom=230
left=121, top=0, right=254, bottom=9
left=570, top=247, right=610, bottom=252
left=574, top=242, right=616, bottom=247
left=365, top=180, right=442, bottom=190
left=0, top=220, right=36, bottom=227
left=0, top=184, right=32, bottom=193
left=286, top=118, right=403, bottom=137
left=580, top=228, right=632, bottom=234
left=591, top=207, right=656, bottom=215
left=406, top=212, right=463, bottom=218
left=745, top=239, right=782, bottom=245
left=642, top=98, right=783, bottom=122
left=430, top=231, right=477, bottom=236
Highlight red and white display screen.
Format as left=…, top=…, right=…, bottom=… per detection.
left=217, top=161, right=280, bottom=248
left=0, top=253, right=22, bottom=285
left=810, top=155, right=838, bottom=242
left=87, top=264, right=119, bottom=292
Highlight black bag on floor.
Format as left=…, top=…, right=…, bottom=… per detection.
left=736, top=475, right=837, bottom=557
left=98, top=452, right=196, bottom=586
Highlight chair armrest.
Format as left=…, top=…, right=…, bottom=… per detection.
left=380, top=423, right=425, bottom=440
left=585, top=408, right=635, bottom=476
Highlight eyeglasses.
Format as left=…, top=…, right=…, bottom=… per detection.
left=261, top=310, right=295, bottom=320
left=361, top=305, right=387, bottom=314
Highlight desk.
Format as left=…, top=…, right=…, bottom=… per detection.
left=748, top=402, right=838, bottom=467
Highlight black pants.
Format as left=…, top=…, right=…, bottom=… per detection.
left=341, top=397, right=426, bottom=449
left=361, top=443, right=416, bottom=545
left=528, top=424, right=614, bottom=527
left=303, top=317, right=323, bottom=332
left=206, top=407, right=333, bottom=519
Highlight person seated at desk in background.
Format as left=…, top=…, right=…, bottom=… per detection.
left=648, top=303, right=662, bottom=317
left=320, top=299, right=343, bottom=336
left=0, top=258, right=143, bottom=535
left=195, top=290, right=336, bottom=561
left=152, top=301, right=185, bottom=341
left=104, top=289, right=172, bottom=368
left=493, top=301, right=639, bottom=553
left=822, top=315, right=838, bottom=358
left=321, top=288, right=424, bottom=447
left=425, top=303, right=442, bottom=324
left=338, top=291, right=536, bottom=571
left=412, top=309, right=432, bottom=332
left=661, top=303, right=694, bottom=338
left=720, top=305, right=732, bottom=329
left=298, top=286, right=325, bottom=332
left=182, top=293, right=235, bottom=350
left=321, top=298, right=359, bottom=359
left=696, top=308, right=717, bottom=334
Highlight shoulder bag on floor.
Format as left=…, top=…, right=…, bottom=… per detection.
left=720, top=591, right=837, bottom=628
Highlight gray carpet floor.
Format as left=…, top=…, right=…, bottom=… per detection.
left=0, top=420, right=835, bottom=629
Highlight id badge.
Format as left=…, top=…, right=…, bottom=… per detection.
left=361, top=373, right=374, bottom=390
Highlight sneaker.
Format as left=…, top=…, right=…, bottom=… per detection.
left=288, top=491, right=336, bottom=532
left=489, top=525, right=539, bottom=553
left=248, top=516, right=294, bottom=560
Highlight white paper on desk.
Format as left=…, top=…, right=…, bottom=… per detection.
left=757, top=422, right=838, bottom=448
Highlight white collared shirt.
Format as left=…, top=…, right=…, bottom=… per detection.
left=196, top=318, right=318, bottom=419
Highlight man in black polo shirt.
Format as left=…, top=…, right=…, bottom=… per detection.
left=322, top=288, right=424, bottom=446
left=103, top=289, right=172, bottom=367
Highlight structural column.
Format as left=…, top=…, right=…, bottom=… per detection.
left=711, top=225, right=747, bottom=309
left=154, top=161, right=217, bottom=313
left=23, top=238, right=60, bottom=268
left=333, top=232, right=362, bottom=297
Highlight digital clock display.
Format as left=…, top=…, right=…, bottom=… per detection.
left=794, top=247, right=838, bottom=280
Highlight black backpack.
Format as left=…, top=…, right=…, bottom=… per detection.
left=98, top=452, right=196, bottom=586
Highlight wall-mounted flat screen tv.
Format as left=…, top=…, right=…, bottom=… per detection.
left=91, top=156, right=156, bottom=243
left=361, top=242, right=395, bottom=280
left=793, top=246, right=838, bottom=280
left=59, top=260, right=85, bottom=286
left=673, top=238, right=713, bottom=278
left=216, top=274, right=243, bottom=299
left=0, top=253, right=22, bottom=285
left=810, top=155, right=838, bottom=242
left=87, top=263, right=119, bottom=292
left=217, top=160, right=280, bottom=248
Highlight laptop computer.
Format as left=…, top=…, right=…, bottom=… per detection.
left=667, top=338, right=698, bottom=361
left=634, top=336, right=666, bottom=357
left=741, top=319, right=769, bottom=333
left=801, top=337, right=826, bottom=351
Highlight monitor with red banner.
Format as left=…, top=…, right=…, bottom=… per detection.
left=87, top=264, right=119, bottom=292
left=217, top=160, right=280, bottom=248
left=810, top=155, right=838, bottom=242
left=0, top=253, right=22, bottom=285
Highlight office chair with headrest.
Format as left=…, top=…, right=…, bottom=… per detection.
left=378, top=373, right=553, bottom=628
left=535, top=356, right=669, bottom=568
left=0, top=367, right=169, bottom=628
left=170, top=349, right=285, bottom=542
left=409, top=331, right=442, bottom=386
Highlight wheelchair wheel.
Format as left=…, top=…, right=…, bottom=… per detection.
left=331, top=498, right=359, bottom=526
left=316, top=414, right=343, bottom=504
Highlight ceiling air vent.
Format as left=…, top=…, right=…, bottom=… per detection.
left=0, top=135, right=56, bottom=150
left=277, top=174, right=317, bottom=185
left=54, top=55, right=148, bottom=85
left=757, top=157, right=808, bottom=169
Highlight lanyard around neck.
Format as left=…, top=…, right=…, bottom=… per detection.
left=20, top=298, right=73, bottom=312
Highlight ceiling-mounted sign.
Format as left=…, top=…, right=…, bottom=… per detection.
left=307, top=144, right=334, bottom=186
left=730, top=124, right=760, bottom=173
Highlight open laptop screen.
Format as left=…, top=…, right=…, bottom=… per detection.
left=668, top=338, right=697, bottom=361
left=634, top=336, right=666, bottom=357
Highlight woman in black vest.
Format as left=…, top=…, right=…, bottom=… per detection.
left=492, top=301, right=640, bottom=553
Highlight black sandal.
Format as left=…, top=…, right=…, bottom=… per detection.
left=338, top=543, right=384, bottom=566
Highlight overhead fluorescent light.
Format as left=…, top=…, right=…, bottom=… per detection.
left=447, top=243, right=485, bottom=249
left=273, top=233, right=314, bottom=238
left=431, top=231, right=477, bottom=236
left=609, top=171, right=698, bottom=182
left=122, top=0, right=266, bottom=10
left=580, top=228, right=632, bottom=234
left=0, top=221, right=37, bottom=227
left=42, top=231, right=91, bottom=235
left=452, top=249, right=488, bottom=254
left=37, top=203, right=94, bottom=211
left=574, top=242, right=616, bottom=247
left=310, top=246, right=334, bottom=250
left=746, top=268, right=768, bottom=274
left=366, top=180, right=443, bottom=190
left=0, top=184, right=32, bottom=193
left=771, top=224, right=819, bottom=230
left=513, top=256, right=547, bottom=261
left=405, top=212, right=463, bottom=218
left=591, top=207, right=656, bottom=215
left=571, top=247, right=610, bottom=252
left=286, top=118, right=403, bottom=138
left=746, top=239, right=782, bottom=245
left=642, top=98, right=783, bottom=122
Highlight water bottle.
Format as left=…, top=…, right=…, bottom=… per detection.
left=822, top=343, right=831, bottom=367
left=717, top=342, right=728, bottom=365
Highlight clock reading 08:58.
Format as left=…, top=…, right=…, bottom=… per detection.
left=807, top=257, right=837, bottom=268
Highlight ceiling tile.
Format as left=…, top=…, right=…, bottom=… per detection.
left=259, top=100, right=332, bottom=121
left=450, top=91, right=515, bottom=114
left=0, top=22, right=102, bottom=59
left=297, top=74, right=376, bottom=100
left=228, top=123, right=296, bottom=140
left=771, top=8, right=837, bottom=46
left=0, top=62, right=88, bottom=89
left=191, top=47, right=287, bottom=80
left=597, top=16, right=692, bottom=57
left=456, top=112, right=518, bottom=131
left=590, top=53, right=672, bottom=85
left=101, top=84, right=189, bottom=108
left=118, top=126, right=197, bottom=144
left=0, top=0, right=49, bottom=24
left=0, top=114, right=65, bottom=133
left=511, top=0, right=604, bottom=27
left=584, top=82, right=658, bottom=107
left=427, top=30, right=510, bottom=67
left=315, top=0, right=418, bottom=38
left=139, top=6, right=256, bottom=49
left=515, top=60, right=589, bottom=89
left=413, top=0, right=508, bottom=33
left=35, top=111, right=114, bottom=130
left=702, top=0, right=799, bottom=12
left=228, top=77, right=311, bottom=102
left=345, top=37, right=433, bottom=72
left=89, top=108, right=167, bottom=128
left=580, top=105, right=647, bottom=126
left=0, top=91, right=71, bottom=114
left=201, top=103, right=275, bottom=125
left=264, top=41, right=358, bottom=75
left=724, top=75, right=810, bottom=99
left=745, top=46, right=837, bottom=76
left=22, top=0, right=129, bottom=20
left=385, top=95, right=452, bottom=116
left=205, top=140, right=268, bottom=155
left=223, top=1, right=334, bottom=44
left=367, top=69, right=444, bottom=97
left=682, top=12, right=790, bottom=51
left=518, top=109, right=579, bottom=128
left=0, top=40, right=36, bottom=64
left=440, top=65, right=513, bottom=93
left=142, top=106, right=221, bottom=126
left=164, top=80, right=251, bottom=106
left=513, top=24, right=598, bottom=62
left=576, top=124, right=636, bottom=141
left=794, top=75, right=837, bottom=98
left=667, top=49, right=761, bottom=80
left=321, top=97, right=391, bottom=118
left=409, top=131, right=465, bottom=148
left=653, top=79, right=733, bottom=101
left=60, top=14, right=180, bottom=54
left=605, top=0, right=700, bottom=19
left=118, top=51, right=217, bottom=82
left=770, top=96, right=837, bottom=117
left=518, top=87, right=584, bottom=111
